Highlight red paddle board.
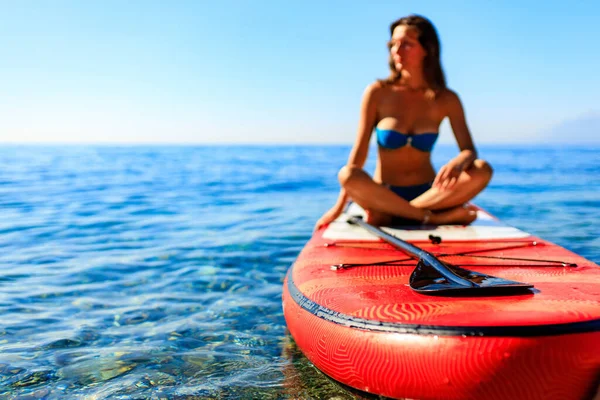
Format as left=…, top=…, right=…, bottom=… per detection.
left=283, top=205, right=600, bottom=400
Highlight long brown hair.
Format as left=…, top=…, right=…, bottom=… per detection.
left=382, top=15, right=446, bottom=94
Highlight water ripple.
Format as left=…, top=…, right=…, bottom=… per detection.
left=0, top=144, right=597, bottom=398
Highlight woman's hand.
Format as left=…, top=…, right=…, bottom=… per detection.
left=429, top=204, right=478, bottom=225
left=433, top=158, right=464, bottom=191
left=314, top=207, right=343, bottom=231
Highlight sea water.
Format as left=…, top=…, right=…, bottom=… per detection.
left=0, top=144, right=598, bottom=399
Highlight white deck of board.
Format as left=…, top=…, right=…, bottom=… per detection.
left=322, top=203, right=531, bottom=241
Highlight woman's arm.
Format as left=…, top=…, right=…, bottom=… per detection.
left=314, top=83, right=380, bottom=230
left=347, top=83, right=380, bottom=167
left=335, top=82, right=380, bottom=206
left=433, top=90, right=477, bottom=190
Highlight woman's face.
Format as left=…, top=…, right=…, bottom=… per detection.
left=389, top=25, right=427, bottom=72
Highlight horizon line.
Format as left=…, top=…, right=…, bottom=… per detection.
left=1, top=141, right=599, bottom=147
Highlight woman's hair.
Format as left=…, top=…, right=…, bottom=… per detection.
left=381, top=14, right=446, bottom=94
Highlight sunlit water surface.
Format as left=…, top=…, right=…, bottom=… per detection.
left=0, top=145, right=598, bottom=399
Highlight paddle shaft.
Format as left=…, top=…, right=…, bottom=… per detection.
left=348, top=216, right=476, bottom=288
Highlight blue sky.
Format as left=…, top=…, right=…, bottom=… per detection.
left=1, top=0, right=599, bottom=144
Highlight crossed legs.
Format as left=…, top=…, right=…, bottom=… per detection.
left=338, top=159, right=493, bottom=225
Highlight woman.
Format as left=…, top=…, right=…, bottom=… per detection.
left=315, top=15, right=493, bottom=230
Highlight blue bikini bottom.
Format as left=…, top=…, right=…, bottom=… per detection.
left=385, top=181, right=432, bottom=202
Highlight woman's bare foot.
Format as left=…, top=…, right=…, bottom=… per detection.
left=430, top=204, right=478, bottom=225
left=365, top=209, right=393, bottom=226
left=365, top=204, right=476, bottom=226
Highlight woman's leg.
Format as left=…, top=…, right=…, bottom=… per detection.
left=338, top=165, right=422, bottom=223
left=338, top=164, right=481, bottom=225
left=410, top=159, right=493, bottom=210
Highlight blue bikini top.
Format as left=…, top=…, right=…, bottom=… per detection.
left=376, top=127, right=439, bottom=152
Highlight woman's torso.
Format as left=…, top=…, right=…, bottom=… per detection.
left=373, top=85, right=448, bottom=186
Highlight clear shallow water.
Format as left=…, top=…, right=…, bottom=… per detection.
left=0, top=144, right=598, bottom=399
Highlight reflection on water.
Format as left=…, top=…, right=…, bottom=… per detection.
left=0, top=145, right=597, bottom=398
